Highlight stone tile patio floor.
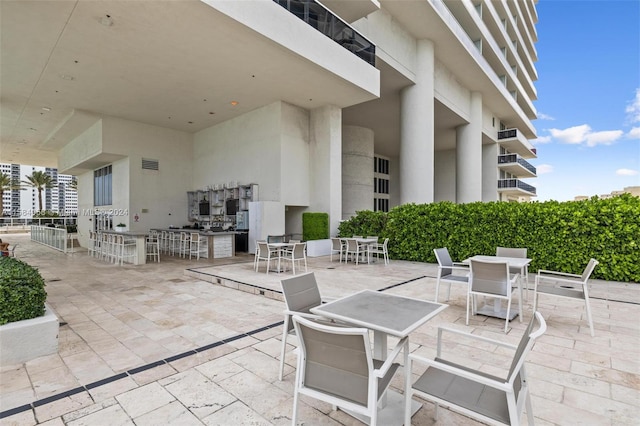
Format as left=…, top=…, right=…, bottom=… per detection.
left=0, top=233, right=638, bottom=425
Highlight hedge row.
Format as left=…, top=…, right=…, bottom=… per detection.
left=0, top=257, right=47, bottom=325
left=338, top=194, right=640, bottom=282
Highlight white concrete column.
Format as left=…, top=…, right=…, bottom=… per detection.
left=342, top=126, right=374, bottom=219
left=482, top=142, right=499, bottom=201
left=400, top=39, right=435, bottom=204
left=456, top=92, right=483, bottom=203
left=309, top=105, right=342, bottom=236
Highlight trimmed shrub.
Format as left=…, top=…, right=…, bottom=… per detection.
left=302, top=212, right=329, bottom=241
left=339, top=194, right=640, bottom=282
left=0, top=257, right=47, bottom=325
left=338, top=210, right=387, bottom=238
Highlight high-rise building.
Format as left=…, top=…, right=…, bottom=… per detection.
left=0, top=0, right=539, bottom=243
left=0, top=163, right=77, bottom=217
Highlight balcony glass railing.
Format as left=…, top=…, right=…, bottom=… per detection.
left=274, top=0, right=375, bottom=66
left=498, top=128, right=518, bottom=139
left=498, top=179, right=536, bottom=194
left=498, top=154, right=536, bottom=175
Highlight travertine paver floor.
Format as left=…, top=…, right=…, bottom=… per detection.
left=1, top=233, right=639, bottom=425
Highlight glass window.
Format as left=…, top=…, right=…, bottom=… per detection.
left=94, top=165, right=112, bottom=206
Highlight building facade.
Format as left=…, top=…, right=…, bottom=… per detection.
left=0, top=0, right=539, bottom=248
left=0, top=163, right=77, bottom=217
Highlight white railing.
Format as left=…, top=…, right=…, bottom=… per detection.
left=30, top=225, right=76, bottom=253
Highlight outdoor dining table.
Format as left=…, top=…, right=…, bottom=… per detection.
left=311, top=289, right=448, bottom=425
left=463, top=255, right=532, bottom=320
left=267, top=242, right=294, bottom=273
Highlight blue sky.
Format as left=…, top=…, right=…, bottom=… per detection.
left=532, top=0, right=640, bottom=201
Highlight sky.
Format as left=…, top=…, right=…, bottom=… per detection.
left=531, top=0, right=640, bottom=201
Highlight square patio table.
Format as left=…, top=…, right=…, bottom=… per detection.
left=311, top=290, right=447, bottom=425
left=463, top=255, right=532, bottom=320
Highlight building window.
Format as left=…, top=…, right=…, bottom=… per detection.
left=94, top=165, right=112, bottom=206
left=374, top=155, right=390, bottom=212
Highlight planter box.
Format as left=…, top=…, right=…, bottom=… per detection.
left=306, top=239, right=331, bottom=257
left=0, top=303, right=59, bottom=367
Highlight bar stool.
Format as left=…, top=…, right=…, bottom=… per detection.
left=168, top=231, right=179, bottom=256
left=159, top=231, right=170, bottom=254
left=189, top=232, right=204, bottom=260
left=113, top=234, right=136, bottom=265
left=179, top=232, right=190, bottom=258
left=146, top=233, right=160, bottom=263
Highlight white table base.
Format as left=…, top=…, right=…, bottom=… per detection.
left=342, top=390, right=420, bottom=426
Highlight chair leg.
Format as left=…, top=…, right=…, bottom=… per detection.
left=525, top=390, right=534, bottom=425
left=466, top=292, right=471, bottom=325
left=505, top=298, right=512, bottom=333
left=447, top=283, right=452, bottom=302
left=584, top=297, right=595, bottom=337
left=279, top=316, right=289, bottom=381
left=434, top=277, right=441, bottom=303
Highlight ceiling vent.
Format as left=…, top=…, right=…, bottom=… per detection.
left=142, top=158, right=159, bottom=171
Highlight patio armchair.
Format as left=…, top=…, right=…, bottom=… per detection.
left=370, top=238, right=389, bottom=265
left=533, top=258, right=599, bottom=337
left=255, top=241, right=278, bottom=274
left=281, top=242, right=307, bottom=275
left=467, top=259, right=520, bottom=333
left=291, top=314, right=408, bottom=426
left=405, top=312, right=546, bottom=425
left=330, top=237, right=345, bottom=262
left=279, top=272, right=334, bottom=380
left=433, top=248, right=469, bottom=303
left=496, top=247, right=529, bottom=298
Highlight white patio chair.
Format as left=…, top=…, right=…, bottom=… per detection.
left=497, top=246, right=529, bottom=299
left=281, top=242, right=307, bottom=275
left=533, top=258, right=599, bottom=337
left=433, top=248, right=469, bottom=302
left=255, top=240, right=278, bottom=274
left=344, top=238, right=368, bottom=264
left=405, top=312, right=547, bottom=426
left=292, top=314, right=408, bottom=426
left=330, top=237, right=344, bottom=262
left=278, top=272, right=333, bottom=381
left=467, top=259, right=520, bottom=333
left=370, top=238, right=389, bottom=265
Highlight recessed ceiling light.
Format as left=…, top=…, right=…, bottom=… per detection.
left=230, top=101, right=238, bottom=106
left=60, top=74, right=75, bottom=81
left=42, top=107, right=51, bottom=112
left=100, top=15, right=113, bottom=26
left=209, top=112, right=215, bottom=115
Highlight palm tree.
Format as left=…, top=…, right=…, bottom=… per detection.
left=22, top=171, right=56, bottom=213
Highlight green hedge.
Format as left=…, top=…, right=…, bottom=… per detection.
left=302, top=212, right=329, bottom=241
left=0, top=257, right=47, bottom=325
left=338, top=194, right=640, bottom=282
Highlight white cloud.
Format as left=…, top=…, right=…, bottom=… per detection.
left=628, top=127, right=640, bottom=139
left=537, top=164, right=553, bottom=174
left=616, top=168, right=638, bottom=176
left=531, top=136, right=551, bottom=145
left=537, top=112, right=555, bottom=120
left=585, top=130, right=624, bottom=147
left=548, top=124, right=623, bottom=147
left=625, top=88, right=640, bottom=123
left=549, top=124, right=591, bottom=144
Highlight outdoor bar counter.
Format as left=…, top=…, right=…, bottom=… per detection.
left=152, top=229, right=236, bottom=259
left=101, top=230, right=148, bottom=265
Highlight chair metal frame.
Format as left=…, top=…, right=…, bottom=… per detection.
left=533, top=258, right=599, bottom=337
left=405, top=312, right=547, bottom=426
left=292, top=314, right=408, bottom=426
left=433, top=247, right=469, bottom=303
left=330, top=237, right=344, bottom=263
left=255, top=240, right=278, bottom=274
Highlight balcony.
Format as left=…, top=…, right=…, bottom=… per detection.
left=498, top=154, right=536, bottom=178
left=274, top=0, right=375, bottom=66
left=498, top=128, right=536, bottom=158
left=498, top=179, right=536, bottom=196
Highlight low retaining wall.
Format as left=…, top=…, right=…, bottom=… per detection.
left=0, top=304, right=59, bottom=367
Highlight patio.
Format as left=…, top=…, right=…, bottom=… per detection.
left=1, top=233, right=638, bottom=425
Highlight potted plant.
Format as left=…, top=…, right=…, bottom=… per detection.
left=303, top=212, right=331, bottom=257
left=115, top=223, right=127, bottom=232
